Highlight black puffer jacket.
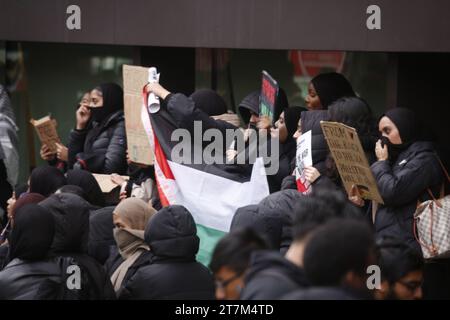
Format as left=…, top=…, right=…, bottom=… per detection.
left=231, top=205, right=283, bottom=249
left=301, top=110, right=330, bottom=174
left=240, top=250, right=309, bottom=300
left=39, top=193, right=116, bottom=299
left=259, top=190, right=304, bottom=255
left=371, top=141, right=444, bottom=253
left=68, top=110, right=127, bottom=174
left=0, top=258, right=61, bottom=299
left=120, top=205, right=215, bottom=300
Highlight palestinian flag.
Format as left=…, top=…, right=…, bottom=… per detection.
left=141, top=93, right=270, bottom=266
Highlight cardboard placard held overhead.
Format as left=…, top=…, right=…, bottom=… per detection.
left=30, top=115, right=61, bottom=154
left=320, top=121, right=384, bottom=204
left=122, top=65, right=154, bottom=165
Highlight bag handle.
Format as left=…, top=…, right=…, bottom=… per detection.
left=435, top=155, right=450, bottom=183
left=414, top=202, right=438, bottom=257
left=425, top=155, right=450, bottom=207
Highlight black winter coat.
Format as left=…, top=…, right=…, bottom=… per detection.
left=39, top=193, right=116, bottom=299
left=231, top=205, right=283, bottom=249
left=240, top=250, right=309, bottom=300
left=68, top=111, right=127, bottom=174
left=371, top=141, right=444, bottom=253
left=119, top=205, right=215, bottom=300
left=259, top=190, right=304, bottom=255
left=0, top=258, right=60, bottom=299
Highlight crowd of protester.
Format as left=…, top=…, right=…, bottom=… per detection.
left=0, top=70, right=448, bottom=300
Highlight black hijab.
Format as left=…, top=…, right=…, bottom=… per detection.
left=9, top=204, right=55, bottom=261
left=284, top=106, right=307, bottom=143
left=281, top=106, right=307, bottom=158
left=274, top=87, right=288, bottom=123
left=66, top=169, right=105, bottom=207
left=90, top=82, right=124, bottom=124
left=381, top=108, right=420, bottom=161
left=311, top=72, right=356, bottom=109
left=29, top=165, right=66, bottom=197
left=190, top=89, right=227, bottom=116
left=383, top=108, right=419, bottom=145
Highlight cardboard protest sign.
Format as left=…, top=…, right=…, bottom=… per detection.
left=92, top=173, right=129, bottom=193
left=30, top=115, right=61, bottom=154
left=259, top=70, right=279, bottom=124
left=295, top=130, right=313, bottom=194
left=320, top=121, right=384, bottom=204
left=122, top=65, right=154, bottom=165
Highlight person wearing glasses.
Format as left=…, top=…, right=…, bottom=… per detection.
left=375, top=237, right=424, bottom=300
left=209, top=228, right=268, bottom=300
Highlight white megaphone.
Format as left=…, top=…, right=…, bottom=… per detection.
left=147, top=67, right=161, bottom=113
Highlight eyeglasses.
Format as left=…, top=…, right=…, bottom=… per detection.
left=397, top=279, right=423, bottom=292
left=215, top=273, right=242, bottom=291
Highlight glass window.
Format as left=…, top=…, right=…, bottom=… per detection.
left=196, top=48, right=389, bottom=118
left=5, top=42, right=134, bottom=184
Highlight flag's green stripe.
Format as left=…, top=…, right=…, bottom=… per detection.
left=195, top=224, right=227, bottom=268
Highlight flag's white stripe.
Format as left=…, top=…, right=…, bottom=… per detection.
left=141, top=103, right=270, bottom=232
left=166, top=158, right=269, bottom=232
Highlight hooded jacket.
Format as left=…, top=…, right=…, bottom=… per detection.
left=240, top=250, right=309, bottom=300
left=119, top=205, right=215, bottom=299
left=68, top=83, right=127, bottom=175
left=39, top=193, right=116, bottom=299
left=0, top=204, right=59, bottom=300
left=259, top=190, right=304, bottom=255
left=231, top=205, right=283, bottom=250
